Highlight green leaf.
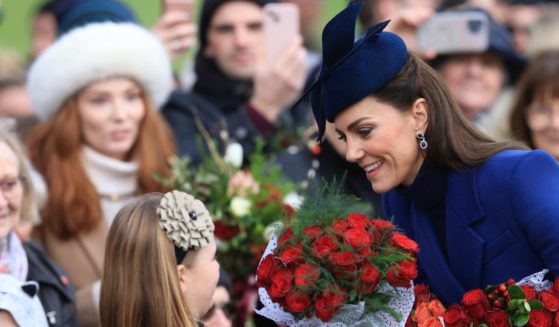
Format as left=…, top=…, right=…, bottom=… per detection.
left=528, top=300, right=544, bottom=310
left=508, top=285, right=526, bottom=300
left=511, top=314, right=529, bottom=327
left=508, top=299, right=523, bottom=310
left=478, top=324, right=488, bottom=327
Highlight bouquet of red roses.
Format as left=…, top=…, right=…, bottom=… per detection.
left=255, top=182, right=419, bottom=326
left=407, top=270, right=559, bottom=327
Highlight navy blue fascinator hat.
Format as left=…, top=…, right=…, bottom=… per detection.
left=297, top=1, right=409, bottom=141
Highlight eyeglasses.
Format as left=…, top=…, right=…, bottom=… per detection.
left=526, top=104, right=559, bottom=132
left=0, top=176, right=24, bottom=200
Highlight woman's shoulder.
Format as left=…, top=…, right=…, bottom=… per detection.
left=482, top=149, right=556, bottom=171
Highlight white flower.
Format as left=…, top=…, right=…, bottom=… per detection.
left=224, top=142, right=243, bottom=168
left=229, top=196, right=251, bottom=217
left=283, top=192, right=303, bottom=210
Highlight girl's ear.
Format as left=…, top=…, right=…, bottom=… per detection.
left=176, top=264, right=188, bottom=294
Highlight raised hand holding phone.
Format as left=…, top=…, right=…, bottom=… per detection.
left=153, top=0, right=197, bottom=59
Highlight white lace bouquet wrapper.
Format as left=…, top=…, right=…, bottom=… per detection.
left=516, top=269, right=552, bottom=291
left=255, top=235, right=415, bottom=327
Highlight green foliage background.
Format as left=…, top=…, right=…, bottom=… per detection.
left=0, top=0, right=346, bottom=67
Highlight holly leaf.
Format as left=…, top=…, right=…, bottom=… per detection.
left=508, top=285, right=526, bottom=300
left=528, top=299, right=544, bottom=310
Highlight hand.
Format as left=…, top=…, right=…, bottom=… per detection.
left=227, top=170, right=260, bottom=197
left=152, top=11, right=197, bottom=59
left=384, top=7, right=436, bottom=60
left=250, top=35, right=307, bottom=123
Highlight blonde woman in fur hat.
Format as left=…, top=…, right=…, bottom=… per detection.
left=26, top=22, right=176, bottom=326
left=100, top=191, right=219, bottom=327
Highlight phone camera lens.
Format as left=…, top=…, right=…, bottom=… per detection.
left=467, top=19, right=483, bottom=33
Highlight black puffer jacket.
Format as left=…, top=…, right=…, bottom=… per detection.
left=24, top=241, right=78, bottom=326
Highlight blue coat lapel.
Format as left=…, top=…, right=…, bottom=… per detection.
left=445, top=169, right=486, bottom=292
left=411, top=203, right=465, bottom=304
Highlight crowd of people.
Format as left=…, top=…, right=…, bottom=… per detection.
left=0, top=0, right=559, bottom=326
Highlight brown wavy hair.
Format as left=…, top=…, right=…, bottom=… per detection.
left=27, top=90, right=175, bottom=240
left=373, top=52, right=527, bottom=169
left=100, top=193, right=197, bottom=327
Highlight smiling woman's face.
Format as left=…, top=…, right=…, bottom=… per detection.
left=0, top=141, right=22, bottom=240
left=334, top=96, right=428, bottom=193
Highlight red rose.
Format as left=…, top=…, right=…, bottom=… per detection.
left=347, top=213, right=369, bottom=230
left=414, top=284, right=431, bottom=304
left=280, top=243, right=304, bottom=265
left=553, top=278, right=559, bottom=294
left=528, top=309, right=552, bottom=327
left=278, top=228, right=294, bottom=246
left=256, top=254, right=282, bottom=287
left=540, top=291, right=559, bottom=312
left=357, top=263, right=381, bottom=294
left=466, top=303, right=487, bottom=322
left=332, top=218, right=350, bottom=233
left=311, top=236, right=339, bottom=259
left=386, top=260, right=417, bottom=288
left=419, top=317, right=444, bottom=327
left=303, top=226, right=322, bottom=240
left=428, top=299, right=446, bottom=318
left=343, top=228, right=373, bottom=248
left=358, top=246, right=372, bottom=259
left=462, top=289, right=488, bottom=307
left=284, top=290, right=312, bottom=314
left=294, top=263, right=321, bottom=290
left=213, top=220, right=240, bottom=240
left=443, top=304, right=467, bottom=326
left=486, top=310, right=509, bottom=327
left=330, top=250, right=358, bottom=267
left=332, top=263, right=357, bottom=280
left=269, top=268, right=294, bottom=300
left=392, top=233, right=419, bottom=254
left=314, top=288, right=347, bottom=322
left=521, top=285, right=538, bottom=301
left=371, top=218, right=394, bottom=230
left=554, top=312, right=559, bottom=327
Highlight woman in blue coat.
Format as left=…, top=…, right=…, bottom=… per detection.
left=302, top=1, right=559, bottom=306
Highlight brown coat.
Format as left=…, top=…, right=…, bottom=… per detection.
left=34, top=220, right=108, bottom=327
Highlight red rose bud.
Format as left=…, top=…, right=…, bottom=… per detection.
left=392, top=233, right=419, bottom=254
left=284, top=291, right=312, bottom=314
left=486, top=310, right=509, bottom=327
left=213, top=220, right=241, bottom=241
left=462, top=289, right=488, bottom=307
left=521, top=285, right=538, bottom=301
left=303, top=226, right=323, bottom=240
left=269, top=268, right=294, bottom=300
left=280, top=243, right=305, bottom=265
left=294, top=263, right=321, bottom=290
left=528, top=309, right=552, bottom=327
left=332, top=218, right=350, bottom=233
left=343, top=228, right=373, bottom=249
left=311, top=236, right=339, bottom=259
left=371, top=218, right=394, bottom=231
left=277, top=228, right=294, bottom=246
left=346, top=213, right=370, bottom=230
left=539, top=291, right=559, bottom=312
left=314, top=288, right=347, bottom=322
left=386, top=260, right=417, bottom=288
left=467, top=303, right=487, bottom=322
left=358, top=263, right=381, bottom=294
left=330, top=250, right=358, bottom=267
left=257, top=254, right=282, bottom=288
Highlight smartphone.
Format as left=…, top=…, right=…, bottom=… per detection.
left=263, top=3, right=300, bottom=64
left=417, top=11, right=490, bottom=54
left=162, top=0, right=195, bottom=17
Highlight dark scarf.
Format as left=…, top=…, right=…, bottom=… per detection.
left=192, top=53, right=253, bottom=113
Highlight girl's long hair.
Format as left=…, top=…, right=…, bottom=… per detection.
left=100, top=193, right=196, bottom=327
left=27, top=90, right=175, bottom=240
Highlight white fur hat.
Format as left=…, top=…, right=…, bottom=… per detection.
left=27, top=22, right=173, bottom=121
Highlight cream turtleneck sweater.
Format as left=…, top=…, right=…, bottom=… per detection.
left=81, top=146, right=139, bottom=225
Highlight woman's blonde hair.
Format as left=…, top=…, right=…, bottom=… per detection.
left=100, top=192, right=197, bottom=327
left=27, top=88, right=175, bottom=240
left=0, top=125, right=39, bottom=224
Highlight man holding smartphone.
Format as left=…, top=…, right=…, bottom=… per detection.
left=162, top=0, right=309, bottom=165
